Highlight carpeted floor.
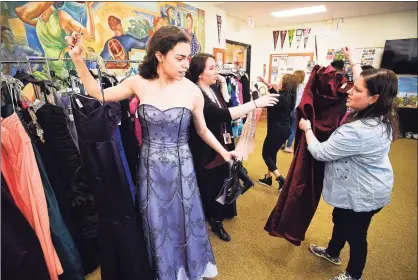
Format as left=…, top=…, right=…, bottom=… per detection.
left=87, top=121, right=417, bottom=280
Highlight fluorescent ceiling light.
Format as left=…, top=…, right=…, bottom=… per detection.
left=271, top=5, right=327, bottom=18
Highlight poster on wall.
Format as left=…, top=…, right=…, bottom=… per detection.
left=269, top=53, right=314, bottom=84
left=1, top=2, right=205, bottom=77
left=352, top=47, right=384, bottom=68
left=326, top=48, right=345, bottom=61
left=395, top=76, right=417, bottom=108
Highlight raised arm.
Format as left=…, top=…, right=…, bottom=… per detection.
left=229, top=93, right=278, bottom=120
left=15, top=2, right=53, bottom=26
left=66, top=33, right=135, bottom=102
left=343, top=46, right=362, bottom=81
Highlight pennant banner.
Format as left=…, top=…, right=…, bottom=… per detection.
left=296, top=29, right=303, bottom=49
left=303, top=28, right=311, bottom=49
left=273, top=31, right=279, bottom=51
left=280, top=30, right=287, bottom=50
left=288, top=29, right=295, bottom=48
left=216, top=15, right=222, bottom=45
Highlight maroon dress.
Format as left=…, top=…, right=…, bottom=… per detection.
left=265, top=65, right=353, bottom=246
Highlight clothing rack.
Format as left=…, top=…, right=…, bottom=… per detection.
left=0, top=57, right=143, bottom=64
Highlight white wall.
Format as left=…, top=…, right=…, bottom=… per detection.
left=253, top=10, right=418, bottom=81
left=190, top=4, right=417, bottom=84
left=187, top=2, right=259, bottom=81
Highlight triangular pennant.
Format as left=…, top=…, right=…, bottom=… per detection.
left=296, top=29, right=303, bottom=49
left=217, top=15, right=222, bottom=45
left=288, top=29, right=295, bottom=48
left=273, top=31, right=279, bottom=51
left=280, top=30, right=287, bottom=50
left=303, top=28, right=311, bottom=49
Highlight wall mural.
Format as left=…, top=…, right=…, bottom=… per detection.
left=0, top=1, right=205, bottom=77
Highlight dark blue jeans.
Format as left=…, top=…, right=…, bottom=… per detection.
left=286, top=110, right=297, bottom=148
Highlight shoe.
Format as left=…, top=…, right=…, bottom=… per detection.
left=309, top=244, right=342, bottom=265
left=284, top=146, right=293, bottom=153
left=258, top=174, right=272, bottom=187
left=277, top=175, right=285, bottom=190
left=209, top=219, right=231, bottom=242
left=330, top=271, right=362, bottom=280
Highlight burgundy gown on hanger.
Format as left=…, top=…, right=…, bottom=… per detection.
left=265, top=65, right=353, bottom=246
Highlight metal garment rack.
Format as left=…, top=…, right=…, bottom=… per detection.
left=1, top=57, right=142, bottom=83
left=0, top=57, right=143, bottom=63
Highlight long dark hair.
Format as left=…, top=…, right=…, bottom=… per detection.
left=345, top=68, right=399, bottom=140
left=280, top=74, right=299, bottom=109
left=139, top=26, right=190, bottom=79
left=186, top=53, right=215, bottom=83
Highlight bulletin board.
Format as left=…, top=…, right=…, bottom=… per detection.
left=326, top=47, right=384, bottom=69
left=269, top=53, right=314, bottom=83
left=352, top=47, right=384, bottom=69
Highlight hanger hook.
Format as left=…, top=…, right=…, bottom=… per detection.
left=336, top=17, right=344, bottom=31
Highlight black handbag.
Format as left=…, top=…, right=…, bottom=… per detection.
left=216, top=160, right=254, bottom=205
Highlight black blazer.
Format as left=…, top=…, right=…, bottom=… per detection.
left=190, top=85, right=234, bottom=168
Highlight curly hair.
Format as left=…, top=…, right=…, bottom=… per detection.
left=139, top=26, right=190, bottom=79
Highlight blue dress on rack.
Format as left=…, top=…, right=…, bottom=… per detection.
left=137, top=104, right=218, bottom=280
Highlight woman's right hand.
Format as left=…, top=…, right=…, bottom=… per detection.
left=343, top=46, right=353, bottom=62
left=65, top=32, right=83, bottom=58
left=257, top=76, right=268, bottom=85
left=254, top=94, right=279, bottom=108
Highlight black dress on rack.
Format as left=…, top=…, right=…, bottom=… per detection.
left=1, top=175, right=50, bottom=280
left=17, top=110, right=85, bottom=280
left=71, top=94, right=154, bottom=280
left=119, top=99, right=140, bottom=185
left=35, top=103, right=100, bottom=274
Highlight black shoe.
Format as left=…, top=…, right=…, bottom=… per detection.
left=276, top=175, right=285, bottom=190
left=258, top=174, right=272, bottom=187
left=209, top=219, right=231, bottom=242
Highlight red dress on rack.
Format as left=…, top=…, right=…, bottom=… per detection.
left=265, top=65, right=353, bottom=246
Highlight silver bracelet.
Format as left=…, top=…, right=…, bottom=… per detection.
left=305, top=127, right=312, bottom=133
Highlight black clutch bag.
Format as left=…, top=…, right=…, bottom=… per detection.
left=216, top=160, right=254, bottom=205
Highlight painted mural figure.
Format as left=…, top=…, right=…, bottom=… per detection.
left=0, top=26, right=43, bottom=75
left=165, top=6, right=181, bottom=27
left=101, top=15, right=149, bottom=69
left=15, top=1, right=96, bottom=78
left=184, top=13, right=201, bottom=56
left=148, top=16, right=169, bottom=39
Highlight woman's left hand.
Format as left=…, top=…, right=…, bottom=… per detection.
left=217, top=75, right=226, bottom=83
left=222, top=150, right=240, bottom=162
left=299, top=118, right=312, bottom=131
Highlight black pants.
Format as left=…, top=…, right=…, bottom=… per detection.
left=326, top=207, right=382, bottom=279
left=262, top=132, right=289, bottom=172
